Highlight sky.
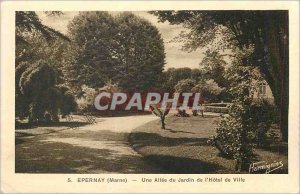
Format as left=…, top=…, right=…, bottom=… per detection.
left=38, top=11, right=206, bottom=70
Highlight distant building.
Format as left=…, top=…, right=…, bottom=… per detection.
left=254, top=80, right=274, bottom=103
left=252, top=69, right=274, bottom=104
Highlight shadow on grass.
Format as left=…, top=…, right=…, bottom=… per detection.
left=129, top=132, right=225, bottom=173
left=258, top=144, right=288, bottom=155
left=130, top=132, right=210, bottom=147
left=165, top=128, right=195, bottom=134
left=16, top=121, right=90, bottom=130
left=144, top=154, right=224, bottom=174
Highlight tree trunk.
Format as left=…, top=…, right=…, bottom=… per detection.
left=161, top=116, right=166, bottom=129
left=264, top=12, right=289, bottom=142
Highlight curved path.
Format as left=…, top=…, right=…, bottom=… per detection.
left=15, top=115, right=165, bottom=173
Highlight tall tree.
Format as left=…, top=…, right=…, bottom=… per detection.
left=151, top=10, right=289, bottom=141
left=65, top=12, right=165, bottom=92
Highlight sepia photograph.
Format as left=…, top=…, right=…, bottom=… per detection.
left=14, top=10, right=289, bottom=175
left=1, top=1, right=300, bottom=193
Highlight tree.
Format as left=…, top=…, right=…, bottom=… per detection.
left=16, top=33, right=69, bottom=84
left=16, top=11, right=70, bottom=66
left=199, top=50, right=231, bottom=101
left=16, top=11, right=69, bottom=45
left=199, top=49, right=228, bottom=88
left=174, top=79, right=197, bottom=117
left=151, top=10, right=289, bottom=141
left=150, top=105, right=170, bottom=129
left=191, top=68, right=203, bottom=82
left=15, top=12, right=76, bottom=123
left=65, top=12, right=165, bottom=92
left=161, top=67, right=197, bottom=92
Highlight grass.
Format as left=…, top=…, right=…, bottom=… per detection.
left=129, top=114, right=288, bottom=174
left=15, top=115, right=91, bottom=137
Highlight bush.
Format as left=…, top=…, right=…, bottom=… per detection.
left=175, top=109, right=190, bottom=117
left=16, top=61, right=78, bottom=123
left=175, top=79, right=196, bottom=93
left=192, top=79, right=224, bottom=103
left=209, top=100, right=256, bottom=171
left=61, top=91, right=77, bottom=117
left=76, top=85, right=97, bottom=113
left=250, top=100, right=278, bottom=147
left=44, top=112, right=52, bottom=123
left=208, top=66, right=257, bottom=171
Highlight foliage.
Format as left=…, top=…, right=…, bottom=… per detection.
left=199, top=49, right=232, bottom=101
left=65, top=12, right=165, bottom=91
left=174, top=79, right=195, bottom=117
left=151, top=10, right=289, bottom=141
left=192, top=79, right=223, bottom=103
left=209, top=64, right=257, bottom=171
left=16, top=11, right=69, bottom=45
left=161, top=68, right=202, bottom=92
left=19, top=61, right=57, bottom=99
left=23, top=62, right=58, bottom=123
left=174, top=78, right=196, bottom=93
left=59, top=86, right=77, bottom=117
left=250, top=100, right=278, bottom=147
left=16, top=62, right=31, bottom=118
left=200, top=49, right=228, bottom=87
left=16, top=33, right=69, bottom=83
left=203, top=79, right=224, bottom=95
left=99, top=80, right=121, bottom=93
left=76, top=85, right=97, bottom=113
left=76, top=97, right=90, bottom=114
left=15, top=12, right=72, bottom=108
left=16, top=60, right=76, bottom=123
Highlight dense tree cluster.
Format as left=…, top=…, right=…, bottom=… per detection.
left=161, top=68, right=202, bottom=92
left=64, top=12, right=165, bottom=92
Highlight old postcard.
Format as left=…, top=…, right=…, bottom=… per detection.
left=0, top=0, right=299, bottom=193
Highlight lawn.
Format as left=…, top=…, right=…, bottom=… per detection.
left=129, top=114, right=288, bottom=174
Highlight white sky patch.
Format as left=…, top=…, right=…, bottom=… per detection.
left=37, top=11, right=206, bottom=70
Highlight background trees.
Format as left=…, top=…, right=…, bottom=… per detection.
left=64, top=12, right=165, bottom=92
left=199, top=50, right=228, bottom=88
left=161, top=67, right=202, bottom=92
left=174, top=78, right=196, bottom=93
